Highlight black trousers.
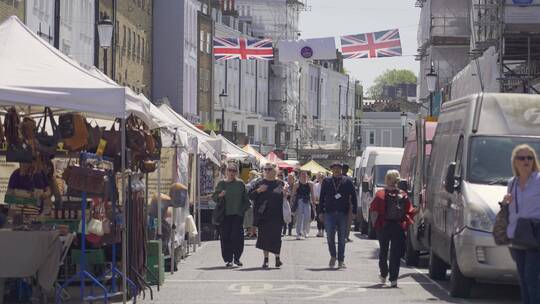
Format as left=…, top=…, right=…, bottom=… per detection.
left=220, top=215, right=244, bottom=263
left=377, top=222, right=405, bottom=281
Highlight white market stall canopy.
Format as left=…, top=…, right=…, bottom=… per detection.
left=0, top=16, right=126, bottom=118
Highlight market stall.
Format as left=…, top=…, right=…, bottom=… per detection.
left=0, top=16, right=169, bottom=303
left=300, top=160, right=331, bottom=175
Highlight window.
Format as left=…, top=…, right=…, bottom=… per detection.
left=247, top=125, right=255, bottom=143
left=367, top=130, right=375, bottom=145
left=200, top=30, right=205, bottom=52
left=141, top=38, right=145, bottom=59
left=262, top=127, right=269, bottom=144
left=132, top=32, right=136, bottom=59
left=123, top=25, right=126, bottom=49
left=128, top=29, right=131, bottom=56
left=137, top=35, right=141, bottom=59
left=206, top=32, right=211, bottom=54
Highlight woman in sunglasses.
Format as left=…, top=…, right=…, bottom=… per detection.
left=249, top=163, right=288, bottom=268
left=212, top=163, right=250, bottom=267
left=502, top=144, right=540, bottom=304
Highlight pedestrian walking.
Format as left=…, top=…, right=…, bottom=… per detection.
left=244, top=170, right=261, bottom=238
left=369, top=170, right=415, bottom=287
left=342, top=164, right=358, bottom=243
left=502, top=144, right=540, bottom=304
left=249, top=163, right=288, bottom=268
left=291, top=170, right=316, bottom=239
left=212, top=163, right=251, bottom=267
left=313, top=173, right=325, bottom=237
left=319, top=162, right=357, bottom=269
left=282, top=173, right=296, bottom=236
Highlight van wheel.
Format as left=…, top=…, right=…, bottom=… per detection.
left=405, top=231, right=420, bottom=266
left=428, top=250, right=447, bottom=280
left=367, top=217, right=377, bottom=240
left=450, top=249, right=473, bottom=298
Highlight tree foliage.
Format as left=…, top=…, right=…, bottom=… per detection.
left=367, top=69, right=417, bottom=99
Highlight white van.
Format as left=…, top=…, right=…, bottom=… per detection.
left=359, top=148, right=404, bottom=239
left=423, top=93, right=540, bottom=298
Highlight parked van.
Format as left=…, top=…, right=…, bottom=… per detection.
left=360, top=147, right=404, bottom=239
left=422, top=93, right=540, bottom=298
left=400, top=119, right=437, bottom=266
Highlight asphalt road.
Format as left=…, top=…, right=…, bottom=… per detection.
left=139, top=227, right=521, bottom=304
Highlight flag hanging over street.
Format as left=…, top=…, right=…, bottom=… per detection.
left=277, top=37, right=337, bottom=62
left=340, top=29, right=402, bottom=59
left=213, top=37, right=274, bottom=60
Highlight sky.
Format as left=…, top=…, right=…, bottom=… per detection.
left=299, top=0, right=420, bottom=90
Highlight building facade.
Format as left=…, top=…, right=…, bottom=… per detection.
left=213, top=6, right=276, bottom=150
left=360, top=112, right=414, bottom=150
left=59, top=0, right=94, bottom=68
left=99, top=0, right=153, bottom=98
left=1, top=0, right=25, bottom=23
left=153, top=0, right=199, bottom=121
left=25, top=0, right=55, bottom=44
left=198, top=1, right=214, bottom=125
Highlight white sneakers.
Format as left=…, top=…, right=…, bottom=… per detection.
left=379, top=275, right=387, bottom=284
left=338, top=261, right=347, bottom=269
left=390, top=280, right=398, bottom=288
left=329, top=257, right=337, bottom=268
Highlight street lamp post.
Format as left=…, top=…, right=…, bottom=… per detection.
left=97, top=16, right=113, bottom=76
left=400, top=112, right=407, bottom=147
left=426, top=65, right=438, bottom=118
left=219, top=90, right=228, bottom=134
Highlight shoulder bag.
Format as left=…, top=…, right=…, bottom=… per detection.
left=35, top=107, right=59, bottom=156
left=283, top=198, right=292, bottom=224
left=212, top=197, right=226, bottom=226
left=511, top=180, right=540, bottom=249
left=492, top=179, right=515, bottom=245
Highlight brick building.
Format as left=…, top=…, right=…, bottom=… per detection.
left=98, top=0, right=153, bottom=98
left=198, top=1, right=214, bottom=124
left=0, top=0, right=24, bottom=23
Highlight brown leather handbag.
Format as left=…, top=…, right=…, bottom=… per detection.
left=85, top=120, right=102, bottom=153
left=62, top=113, right=89, bottom=152
left=139, top=159, right=157, bottom=173
left=102, top=121, right=121, bottom=158
left=62, top=165, right=108, bottom=195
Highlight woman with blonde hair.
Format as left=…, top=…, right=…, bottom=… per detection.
left=369, top=170, right=415, bottom=288
left=502, top=144, right=540, bottom=304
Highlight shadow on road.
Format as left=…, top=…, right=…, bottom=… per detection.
left=236, top=267, right=280, bottom=272
left=305, top=267, right=340, bottom=272
left=197, top=266, right=231, bottom=271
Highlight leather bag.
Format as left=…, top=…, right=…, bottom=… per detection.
left=212, top=197, right=226, bottom=226
left=62, top=113, right=88, bottom=152
left=4, top=107, right=21, bottom=146
left=58, top=113, right=75, bottom=139
left=86, top=121, right=102, bottom=153
left=493, top=179, right=515, bottom=245
left=62, top=165, right=107, bottom=195
left=6, top=142, right=33, bottom=163
left=35, top=107, right=59, bottom=156
left=139, top=159, right=157, bottom=173
left=102, top=121, right=121, bottom=158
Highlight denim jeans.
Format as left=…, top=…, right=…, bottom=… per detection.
left=510, top=248, right=540, bottom=304
left=324, top=211, right=348, bottom=262
left=295, top=199, right=311, bottom=237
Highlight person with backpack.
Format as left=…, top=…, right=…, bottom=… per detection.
left=369, top=170, right=415, bottom=287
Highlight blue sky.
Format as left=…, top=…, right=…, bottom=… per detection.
left=299, top=0, right=420, bottom=90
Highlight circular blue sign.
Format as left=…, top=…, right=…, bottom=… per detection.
left=300, top=46, right=314, bottom=59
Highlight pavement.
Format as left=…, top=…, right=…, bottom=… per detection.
left=137, top=227, right=521, bottom=304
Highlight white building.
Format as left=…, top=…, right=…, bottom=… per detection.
left=213, top=9, right=276, bottom=150
left=25, top=0, right=94, bottom=68
left=59, top=0, right=95, bottom=68
left=153, top=0, right=199, bottom=122
left=235, top=0, right=302, bottom=153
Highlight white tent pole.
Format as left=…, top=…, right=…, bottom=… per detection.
left=121, top=118, right=128, bottom=304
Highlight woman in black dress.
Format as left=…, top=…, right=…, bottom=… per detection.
left=249, top=163, right=287, bottom=268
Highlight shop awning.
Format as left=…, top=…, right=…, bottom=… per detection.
left=300, top=160, right=330, bottom=174
left=0, top=16, right=126, bottom=118
left=242, top=144, right=269, bottom=164
left=266, top=152, right=293, bottom=169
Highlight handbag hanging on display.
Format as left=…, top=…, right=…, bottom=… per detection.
left=85, top=120, right=103, bottom=153
left=102, top=120, right=121, bottom=158
left=35, top=107, right=59, bottom=156
left=60, top=113, right=88, bottom=152
left=62, top=165, right=108, bottom=195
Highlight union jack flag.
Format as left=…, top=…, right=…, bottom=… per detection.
left=340, top=29, right=402, bottom=59
left=213, top=37, right=274, bottom=61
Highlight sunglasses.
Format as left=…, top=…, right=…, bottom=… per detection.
left=516, top=156, right=534, bottom=161
left=227, top=169, right=238, bottom=172
left=263, top=168, right=274, bottom=171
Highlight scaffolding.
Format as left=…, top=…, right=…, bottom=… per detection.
left=465, top=0, right=540, bottom=94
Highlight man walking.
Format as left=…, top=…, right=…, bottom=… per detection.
left=319, top=162, right=357, bottom=269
